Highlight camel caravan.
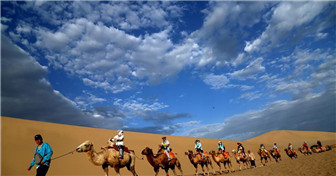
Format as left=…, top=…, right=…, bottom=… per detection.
left=74, top=130, right=333, bottom=176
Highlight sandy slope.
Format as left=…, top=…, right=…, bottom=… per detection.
left=1, top=116, right=335, bottom=176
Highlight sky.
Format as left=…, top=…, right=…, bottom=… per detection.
left=1, top=1, right=335, bottom=140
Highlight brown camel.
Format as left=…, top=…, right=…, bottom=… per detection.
left=311, top=145, right=332, bottom=153
left=141, top=147, right=183, bottom=176
left=298, top=147, right=312, bottom=155
left=76, top=140, right=138, bottom=176
left=209, top=150, right=234, bottom=173
left=185, top=150, right=213, bottom=175
left=284, top=148, right=298, bottom=159
left=231, top=150, right=249, bottom=170
left=269, top=149, right=281, bottom=162
left=257, top=149, right=272, bottom=166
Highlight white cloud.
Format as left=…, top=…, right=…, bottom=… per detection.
left=113, top=97, right=168, bottom=116
left=203, top=73, right=229, bottom=89
left=244, top=1, right=329, bottom=53
left=229, top=57, right=265, bottom=79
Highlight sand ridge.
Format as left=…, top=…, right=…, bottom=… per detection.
left=1, top=116, right=336, bottom=176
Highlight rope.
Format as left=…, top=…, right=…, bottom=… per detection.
left=51, top=149, right=76, bottom=161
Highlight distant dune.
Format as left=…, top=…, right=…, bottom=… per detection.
left=2, top=116, right=335, bottom=176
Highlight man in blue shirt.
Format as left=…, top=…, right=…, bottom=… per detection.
left=195, top=139, right=205, bottom=159
left=27, top=134, right=53, bottom=176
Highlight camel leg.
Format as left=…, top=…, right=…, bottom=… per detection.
left=172, top=168, right=177, bottom=176
left=154, top=168, right=159, bottom=176
left=176, top=160, right=183, bottom=175
left=102, top=163, right=109, bottom=176
left=216, top=163, right=221, bottom=173
left=127, top=164, right=138, bottom=176
left=114, top=166, right=121, bottom=176
left=209, top=160, right=213, bottom=174
left=164, top=167, right=169, bottom=176
left=194, top=164, right=198, bottom=175
left=201, top=164, right=205, bottom=175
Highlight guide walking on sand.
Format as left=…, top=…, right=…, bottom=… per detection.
left=27, top=134, right=53, bottom=176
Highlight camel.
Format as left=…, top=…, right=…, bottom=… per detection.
left=257, top=149, right=272, bottom=166
left=284, top=148, right=298, bottom=159
left=185, top=150, right=213, bottom=175
left=76, top=140, right=138, bottom=176
left=209, top=150, right=234, bottom=173
left=311, top=145, right=332, bottom=153
left=141, top=147, right=183, bottom=176
left=298, top=147, right=312, bottom=155
left=269, top=149, right=281, bottom=162
left=231, top=150, right=249, bottom=170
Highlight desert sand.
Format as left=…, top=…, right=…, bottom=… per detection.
left=1, top=116, right=336, bottom=176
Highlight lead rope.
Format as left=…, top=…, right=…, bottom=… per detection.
left=51, top=149, right=76, bottom=161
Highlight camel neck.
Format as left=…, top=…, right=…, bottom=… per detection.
left=87, top=148, right=101, bottom=165
left=188, top=153, right=197, bottom=164
left=145, top=154, right=157, bottom=167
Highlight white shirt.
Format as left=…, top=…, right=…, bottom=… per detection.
left=113, top=134, right=124, bottom=146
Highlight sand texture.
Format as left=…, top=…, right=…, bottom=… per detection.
left=2, top=116, right=335, bottom=176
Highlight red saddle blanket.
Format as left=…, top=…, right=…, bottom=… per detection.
left=169, top=152, right=177, bottom=159
left=111, top=145, right=133, bottom=153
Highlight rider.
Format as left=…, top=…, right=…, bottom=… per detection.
left=303, top=141, right=309, bottom=150
left=160, top=136, right=171, bottom=161
left=218, top=141, right=225, bottom=153
left=111, top=130, right=124, bottom=159
left=273, top=143, right=279, bottom=153
left=195, top=139, right=205, bottom=159
left=288, top=143, right=294, bottom=153
left=260, top=144, right=269, bottom=154
left=317, top=140, right=322, bottom=149
left=237, top=142, right=246, bottom=157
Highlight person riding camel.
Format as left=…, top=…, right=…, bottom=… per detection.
left=218, top=141, right=225, bottom=153
left=317, top=140, right=322, bottom=149
left=195, top=139, right=205, bottom=159
left=288, top=143, right=294, bottom=153
left=303, top=141, right=309, bottom=150
left=111, top=130, right=124, bottom=159
left=273, top=143, right=279, bottom=153
left=237, top=142, right=246, bottom=157
left=260, top=144, right=269, bottom=154
left=160, top=136, right=171, bottom=161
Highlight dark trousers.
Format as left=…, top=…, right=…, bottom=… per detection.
left=250, top=160, right=256, bottom=167
left=36, top=165, right=49, bottom=176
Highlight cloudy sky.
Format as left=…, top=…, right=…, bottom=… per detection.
left=1, top=1, right=335, bottom=140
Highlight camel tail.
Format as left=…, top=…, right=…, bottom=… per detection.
left=129, top=151, right=144, bottom=160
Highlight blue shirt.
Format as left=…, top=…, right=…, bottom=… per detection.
left=218, top=143, right=225, bottom=150
left=29, top=143, right=53, bottom=168
left=195, top=142, right=202, bottom=150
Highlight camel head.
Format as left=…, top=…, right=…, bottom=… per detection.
left=141, top=147, right=153, bottom=156
left=76, top=140, right=93, bottom=152
left=209, top=150, right=216, bottom=155
left=185, top=150, right=193, bottom=155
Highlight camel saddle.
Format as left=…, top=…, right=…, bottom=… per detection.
left=222, top=152, right=229, bottom=158
left=107, top=145, right=133, bottom=153
left=168, top=151, right=177, bottom=159
left=196, top=151, right=208, bottom=158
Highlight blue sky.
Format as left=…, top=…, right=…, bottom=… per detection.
left=1, top=1, right=335, bottom=140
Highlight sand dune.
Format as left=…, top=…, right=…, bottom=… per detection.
left=1, top=116, right=335, bottom=176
